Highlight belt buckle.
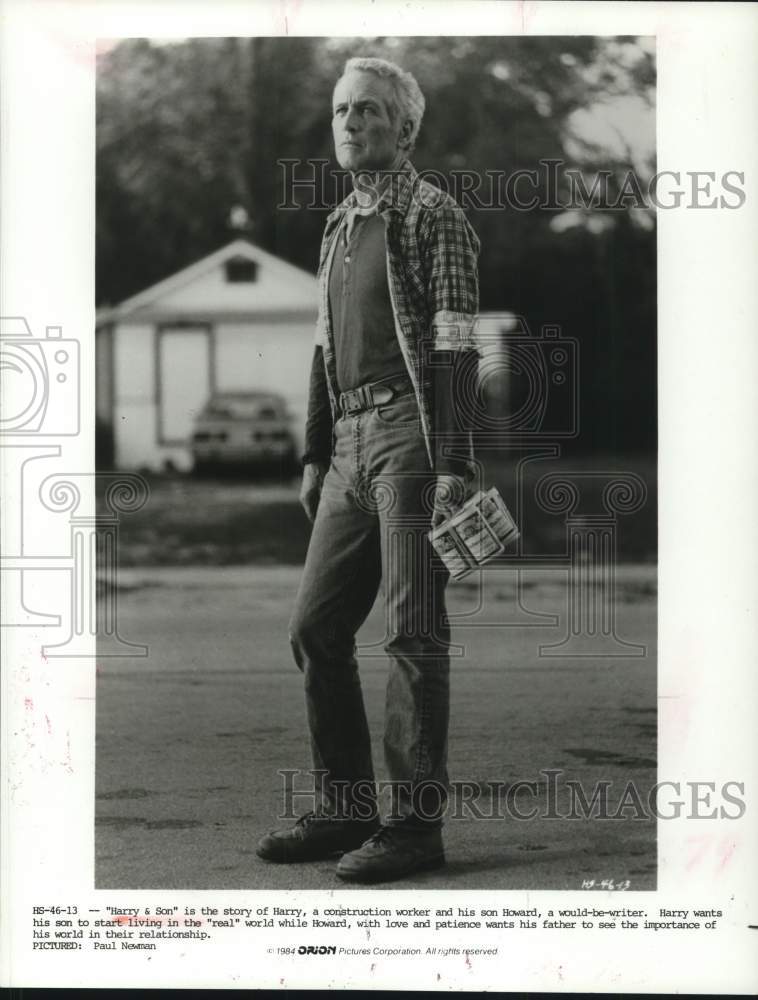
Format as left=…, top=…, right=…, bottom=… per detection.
left=342, top=388, right=363, bottom=414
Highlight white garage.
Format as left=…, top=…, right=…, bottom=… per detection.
left=96, top=238, right=318, bottom=471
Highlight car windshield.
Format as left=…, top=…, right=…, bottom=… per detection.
left=205, top=398, right=283, bottom=420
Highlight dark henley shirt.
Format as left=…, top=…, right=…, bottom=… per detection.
left=328, top=210, right=406, bottom=392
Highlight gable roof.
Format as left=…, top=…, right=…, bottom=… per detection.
left=96, top=238, right=318, bottom=325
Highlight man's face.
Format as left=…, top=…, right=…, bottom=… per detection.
left=332, top=70, right=407, bottom=173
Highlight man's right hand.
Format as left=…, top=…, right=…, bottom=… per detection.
left=299, top=461, right=329, bottom=524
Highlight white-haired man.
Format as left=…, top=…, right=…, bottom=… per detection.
left=257, top=56, right=480, bottom=882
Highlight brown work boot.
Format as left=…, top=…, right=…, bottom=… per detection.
left=335, top=824, right=445, bottom=883
left=256, top=809, right=380, bottom=863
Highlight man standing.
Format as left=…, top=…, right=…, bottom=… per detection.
left=257, top=56, right=480, bottom=882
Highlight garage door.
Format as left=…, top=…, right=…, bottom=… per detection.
left=158, top=326, right=212, bottom=444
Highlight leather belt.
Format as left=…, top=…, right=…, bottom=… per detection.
left=338, top=372, right=414, bottom=415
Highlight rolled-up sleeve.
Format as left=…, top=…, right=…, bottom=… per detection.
left=422, top=202, right=481, bottom=475
left=425, top=203, right=481, bottom=350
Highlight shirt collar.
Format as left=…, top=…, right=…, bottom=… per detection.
left=327, top=158, right=418, bottom=224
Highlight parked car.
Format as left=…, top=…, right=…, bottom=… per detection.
left=191, top=391, right=298, bottom=476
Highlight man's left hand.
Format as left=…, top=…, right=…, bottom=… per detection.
left=432, top=473, right=467, bottom=529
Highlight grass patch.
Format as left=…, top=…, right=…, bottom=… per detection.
left=101, top=454, right=656, bottom=567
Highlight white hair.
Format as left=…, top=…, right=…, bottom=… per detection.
left=339, top=56, right=426, bottom=152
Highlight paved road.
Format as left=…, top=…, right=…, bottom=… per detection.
left=96, top=565, right=657, bottom=891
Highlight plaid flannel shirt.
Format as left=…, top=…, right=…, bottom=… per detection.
left=306, top=157, right=481, bottom=472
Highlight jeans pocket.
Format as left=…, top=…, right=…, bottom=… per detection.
left=374, top=392, right=421, bottom=428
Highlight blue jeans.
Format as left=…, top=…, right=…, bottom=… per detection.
left=288, top=388, right=451, bottom=828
